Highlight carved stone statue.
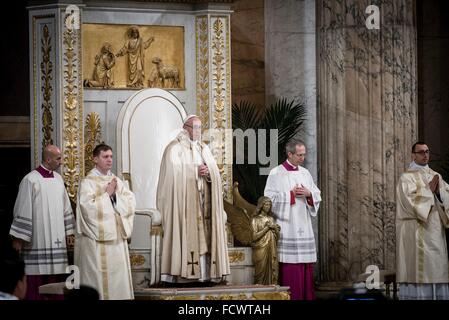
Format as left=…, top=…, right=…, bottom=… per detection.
left=116, top=26, right=154, bottom=88
left=225, top=194, right=280, bottom=285
left=84, top=42, right=116, bottom=88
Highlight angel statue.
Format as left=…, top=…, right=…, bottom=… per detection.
left=226, top=196, right=280, bottom=285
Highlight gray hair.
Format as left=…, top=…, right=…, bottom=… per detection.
left=285, top=139, right=305, bottom=156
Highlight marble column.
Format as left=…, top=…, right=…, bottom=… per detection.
left=317, top=0, right=417, bottom=286
left=265, top=0, right=317, bottom=180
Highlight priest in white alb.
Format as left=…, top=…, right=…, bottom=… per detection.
left=74, top=144, right=136, bottom=299
left=9, top=144, right=75, bottom=300
left=396, top=141, right=449, bottom=300
left=264, top=139, right=321, bottom=300
left=157, top=115, right=230, bottom=285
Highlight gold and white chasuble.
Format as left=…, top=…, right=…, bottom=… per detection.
left=74, top=169, right=136, bottom=299
left=396, top=165, right=449, bottom=285
left=157, top=130, right=230, bottom=282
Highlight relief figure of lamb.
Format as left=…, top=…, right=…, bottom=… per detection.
left=150, top=57, right=180, bottom=88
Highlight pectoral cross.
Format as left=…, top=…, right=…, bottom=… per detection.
left=298, top=228, right=304, bottom=237
left=188, top=251, right=198, bottom=276
left=54, top=238, right=62, bottom=247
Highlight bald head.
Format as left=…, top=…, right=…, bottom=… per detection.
left=42, top=145, right=62, bottom=171
left=42, top=145, right=59, bottom=160
left=183, top=116, right=202, bottom=141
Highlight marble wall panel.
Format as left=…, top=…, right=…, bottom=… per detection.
left=231, top=0, right=265, bottom=107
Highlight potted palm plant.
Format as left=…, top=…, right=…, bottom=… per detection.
left=232, top=98, right=306, bottom=204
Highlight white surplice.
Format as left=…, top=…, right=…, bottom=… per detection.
left=10, top=168, right=74, bottom=275
left=264, top=163, right=321, bottom=263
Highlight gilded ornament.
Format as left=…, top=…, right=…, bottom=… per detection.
left=228, top=250, right=245, bottom=263
left=130, top=254, right=146, bottom=267
left=84, top=112, right=102, bottom=174
left=41, top=24, right=54, bottom=149
left=62, top=22, right=82, bottom=203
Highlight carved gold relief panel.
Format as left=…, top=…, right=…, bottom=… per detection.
left=82, top=24, right=185, bottom=90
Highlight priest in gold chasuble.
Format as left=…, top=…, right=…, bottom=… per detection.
left=396, top=142, right=449, bottom=300
left=75, top=144, right=136, bottom=299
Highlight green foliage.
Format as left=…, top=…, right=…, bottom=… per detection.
left=232, top=98, right=306, bottom=204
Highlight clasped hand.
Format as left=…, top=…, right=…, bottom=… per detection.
left=106, top=177, right=117, bottom=196
left=198, top=164, right=209, bottom=177
left=429, top=174, right=440, bottom=194
left=293, top=184, right=311, bottom=198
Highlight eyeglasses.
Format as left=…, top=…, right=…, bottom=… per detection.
left=413, top=150, right=429, bottom=155
left=294, top=153, right=306, bottom=157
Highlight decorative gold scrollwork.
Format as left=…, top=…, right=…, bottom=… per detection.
left=84, top=112, right=102, bottom=174
left=41, top=24, right=54, bottom=149
left=62, top=20, right=83, bottom=203
left=196, top=16, right=210, bottom=130
left=130, top=254, right=146, bottom=267
left=228, top=250, right=245, bottom=263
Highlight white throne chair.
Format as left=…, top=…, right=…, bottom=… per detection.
left=116, top=88, right=187, bottom=288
